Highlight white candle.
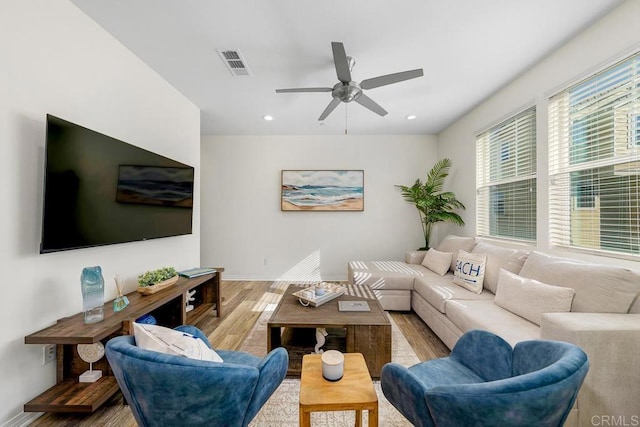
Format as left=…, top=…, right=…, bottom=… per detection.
left=321, top=350, right=344, bottom=381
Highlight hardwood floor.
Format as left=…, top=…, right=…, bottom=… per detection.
left=30, top=281, right=448, bottom=426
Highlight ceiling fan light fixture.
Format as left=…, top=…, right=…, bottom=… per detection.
left=332, top=82, right=362, bottom=103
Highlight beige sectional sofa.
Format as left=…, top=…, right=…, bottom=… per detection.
left=348, top=236, right=640, bottom=427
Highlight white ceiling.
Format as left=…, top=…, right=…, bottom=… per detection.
left=70, top=0, right=621, bottom=136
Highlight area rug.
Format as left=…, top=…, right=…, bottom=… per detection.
left=242, top=309, right=418, bottom=426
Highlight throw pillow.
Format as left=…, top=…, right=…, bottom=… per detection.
left=133, top=323, right=223, bottom=363
left=436, top=235, right=477, bottom=272
left=494, top=269, right=575, bottom=326
left=452, top=250, right=486, bottom=294
left=421, top=248, right=453, bottom=276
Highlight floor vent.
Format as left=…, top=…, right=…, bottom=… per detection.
left=217, top=49, right=252, bottom=77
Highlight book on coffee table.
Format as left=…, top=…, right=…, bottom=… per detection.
left=338, top=301, right=371, bottom=312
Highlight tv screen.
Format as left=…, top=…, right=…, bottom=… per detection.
left=41, top=114, right=194, bottom=253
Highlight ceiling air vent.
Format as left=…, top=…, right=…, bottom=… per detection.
left=216, top=49, right=252, bottom=77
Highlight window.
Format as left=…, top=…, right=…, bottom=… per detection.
left=572, top=170, right=597, bottom=209
left=476, top=107, right=537, bottom=242
left=548, top=51, right=640, bottom=256
left=630, top=112, right=640, bottom=148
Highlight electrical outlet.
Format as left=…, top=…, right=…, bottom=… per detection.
left=43, top=344, right=56, bottom=365
left=263, top=258, right=269, bottom=266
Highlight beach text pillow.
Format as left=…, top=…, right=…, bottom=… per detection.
left=453, top=250, right=486, bottom=294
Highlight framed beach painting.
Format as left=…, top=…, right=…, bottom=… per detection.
left=281, top=170, right=364, bottom=211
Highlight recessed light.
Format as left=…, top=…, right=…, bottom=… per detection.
left=262, top=115, right=273, bottom=121
left=406, top=115, right=417, bottom=120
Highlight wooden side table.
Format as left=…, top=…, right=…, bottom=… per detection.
left=299, top=353, right=378, bottom=427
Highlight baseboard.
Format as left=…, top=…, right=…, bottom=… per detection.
left=2, top=411, right=42, bottom=427
left=223, top=275, right=348, bottom=282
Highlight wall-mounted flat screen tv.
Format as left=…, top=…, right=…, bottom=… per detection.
left=41, top=114, right=194, bottom=253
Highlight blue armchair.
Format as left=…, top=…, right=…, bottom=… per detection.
left=106, top=325, right=288, bottom=427
left=381, top=329, right=589, bottom=427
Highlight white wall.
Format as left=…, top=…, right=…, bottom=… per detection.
left=438, top=0, right=640, bottom=269
left=0, top=1, right=200, bottom=423
left=201, top=135, right=438, bottom=280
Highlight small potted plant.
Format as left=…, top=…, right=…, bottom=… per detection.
left=137, top=267, right=178, bottom=295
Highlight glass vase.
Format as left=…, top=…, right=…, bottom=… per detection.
left=81, top=266, right=105, bottom=324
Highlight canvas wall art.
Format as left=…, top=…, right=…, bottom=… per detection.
left=116, top=165, right=194, bottom=208
left=281, top=170, right=364, bottom=211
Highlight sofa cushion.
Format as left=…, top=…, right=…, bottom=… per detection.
left=445, top=300, right=540, bottom=346
left=453, top=250, right=486, bottom=295
left=414, top=272, right=494, bottom=313
left=471, top=241, right=529, bottom=294
left=519, top=251, right=640, bottom=313
left=494, top=269, right=575, bottom=326
left=437, top=235, right=477, bottom=271
left=405, top=251, right=427, bottom=265
left=421, top=248, right=453, bottom=276
left=348, top=260, right=423, bottom=291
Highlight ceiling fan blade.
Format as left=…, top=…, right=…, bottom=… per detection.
left=318, top=97, right=342, bottom=121
left=276, top=87, right=332, bottom=93
left=355, top=94, right=388, bottom=116
left=360, top=68, right=424, bottom=90
left=331, top=42, right=352, bottom=83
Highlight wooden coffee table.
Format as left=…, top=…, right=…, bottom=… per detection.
left=299, top=353, right=378, bottom=427
left=267, top=284, right=391, bottom=378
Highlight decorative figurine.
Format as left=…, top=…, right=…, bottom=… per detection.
left=186, top=289, right=196, bottom=312
left=77, top=342, right=105, bottom=382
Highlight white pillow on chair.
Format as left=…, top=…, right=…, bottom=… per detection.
left=133, top=323, right=223, bottom=363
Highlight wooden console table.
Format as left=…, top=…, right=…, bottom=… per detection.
left=23, top=268, right=223, bottom=414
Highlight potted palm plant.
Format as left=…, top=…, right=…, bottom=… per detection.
left=396, top=158, right=465, bottom=250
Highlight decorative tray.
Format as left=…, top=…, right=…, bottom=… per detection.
left=292, top=283, right=345, bottom=307
left=137, top=275, right=179, bottom=295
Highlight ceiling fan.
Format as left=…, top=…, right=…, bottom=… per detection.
left=276, top=42, right=424, bottom=121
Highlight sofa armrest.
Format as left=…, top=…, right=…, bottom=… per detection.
left=405, top=250, right=427, bottom=264
left=540, top=313, right=640, bottom=426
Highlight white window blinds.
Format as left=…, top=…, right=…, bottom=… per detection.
left=476, top=107, right=537, bottom=242
left=548, top=51, right=640, bottom=257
